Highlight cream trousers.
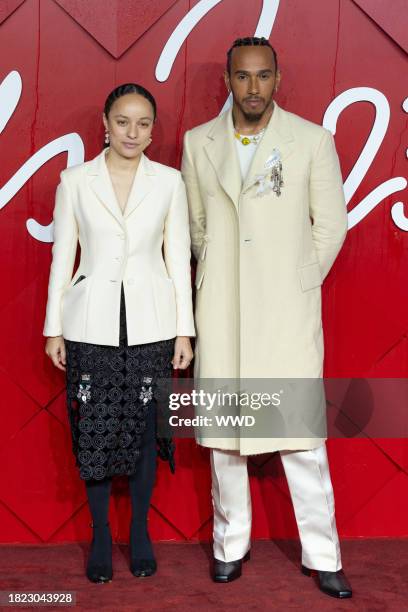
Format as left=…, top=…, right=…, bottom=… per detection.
left=211, top=443, right=342, bottom=571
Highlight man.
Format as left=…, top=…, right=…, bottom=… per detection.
left=181, top=37, right=352, bottom=598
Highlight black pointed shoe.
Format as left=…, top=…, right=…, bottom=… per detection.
left=213, top=551, right=251, bottom=583
left=301, top=565, right=352, bottom=598
left=86, top=523, right=113, bottom=584
left=130, top=521, right=157, bottom=578
left=131, top=558, right=157, bottom=578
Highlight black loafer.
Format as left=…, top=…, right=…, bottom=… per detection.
left=213, top=551, right=250, bottom=583
left=302, top=565, right=352, bottom=598
left=131, top=558, right=157, bottom=578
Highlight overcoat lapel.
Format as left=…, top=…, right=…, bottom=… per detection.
left=203, top=103, right=295, bottom=207
left=242, top=102, right=295, bottom=194
left=204, top=110, right=242, bottom=210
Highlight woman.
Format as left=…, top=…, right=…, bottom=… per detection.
left=44, top=83, right=195, bottom=583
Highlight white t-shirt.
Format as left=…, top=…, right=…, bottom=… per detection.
left=234, top=131, right=265, bottom=181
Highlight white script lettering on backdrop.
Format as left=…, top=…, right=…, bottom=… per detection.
left=0, top=71, right=84, bottom=243
left=0, top=0, right=406, bottom=241
left=323, top=89, right=407, bottom=230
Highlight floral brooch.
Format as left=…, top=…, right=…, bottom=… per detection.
left=255, top=148, right=284, bottom=197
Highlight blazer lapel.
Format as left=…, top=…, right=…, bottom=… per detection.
left=242, top=102, right=295, bottom=195
left=123, top=153, right=156, bottom=218
left=87, top=149, right=124, bottom=227
left=204, top=109, right=242, bottom=210
left=87, top=150, right=155, bottom=225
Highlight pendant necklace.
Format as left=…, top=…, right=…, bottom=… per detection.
left=234, top=127, right=266, bottom=146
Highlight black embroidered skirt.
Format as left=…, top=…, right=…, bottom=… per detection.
left=65, top=284, right=175, bottom=481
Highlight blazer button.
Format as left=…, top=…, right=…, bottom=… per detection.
left=127, top=278, right=135, bottom=285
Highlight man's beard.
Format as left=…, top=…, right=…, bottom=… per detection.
left=242, top=110, right=264, bottom=122
left=239, top=97, right=274, bottom=123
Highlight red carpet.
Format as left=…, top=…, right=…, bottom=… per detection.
left=0, top=539, right=406, bottom=610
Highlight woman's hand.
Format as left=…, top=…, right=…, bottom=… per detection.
left=45, top=336, right=67, bottom=371
left=172, top=336, right=193, bottom=370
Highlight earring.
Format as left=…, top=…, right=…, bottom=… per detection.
left=104, top=131, right=110, bottom=144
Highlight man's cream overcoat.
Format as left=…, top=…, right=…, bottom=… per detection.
left=181, top=102, right=347, bottom=455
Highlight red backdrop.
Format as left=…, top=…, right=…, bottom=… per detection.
left=0, top=0, right=407, bottom=544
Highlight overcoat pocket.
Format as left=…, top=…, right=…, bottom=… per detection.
left=298, top=262, right=322, bottom=292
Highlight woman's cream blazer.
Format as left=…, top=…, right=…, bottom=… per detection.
left=44, top=149, right=195, bottom=346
